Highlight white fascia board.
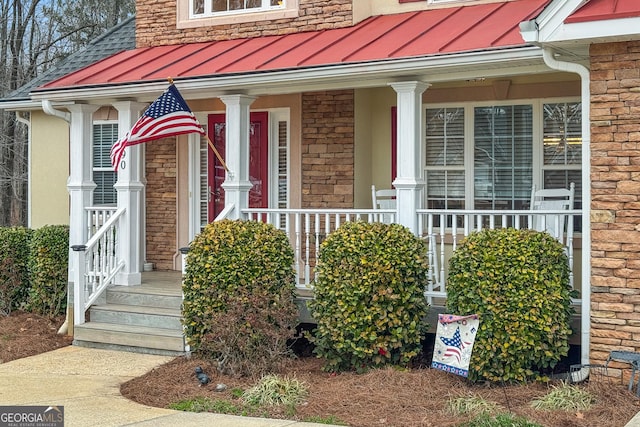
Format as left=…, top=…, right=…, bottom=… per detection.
left=0, top=99, right=42, bottom=112
left=545, top=18, right=640, bottom=43
left=534, top=0, right=586, bottom=41
left=28, top=46, right=544, bottom=103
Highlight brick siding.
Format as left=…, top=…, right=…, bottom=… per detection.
left=301, top=90, right=354, bottom=208
left=590, top=41, right=640, bottom=381
left=145, top=138, right=177, bottom=270
left=136, top=0, right=353, bottom=47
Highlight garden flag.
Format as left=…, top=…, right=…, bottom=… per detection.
left=431, top=313, right=479, bottom=378
left=110, top=84, right=205, bottom=171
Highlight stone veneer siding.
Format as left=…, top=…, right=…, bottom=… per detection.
left=590, top=41, right=640, bottom=378
left=136, top=0, right=353, bottom=47
left=301, top=90, right=354, bottom=208
left=145, top=139, right=177, bottom=270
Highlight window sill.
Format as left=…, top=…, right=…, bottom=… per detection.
left=177, top=7, right=299, bottom=29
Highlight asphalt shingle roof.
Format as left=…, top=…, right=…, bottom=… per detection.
left=1, top=16, right=135, bottom=102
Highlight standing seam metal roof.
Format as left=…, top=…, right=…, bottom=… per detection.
left=566, top=0, right=640, bottom=23
left=38, top=0, right=551, bottom=92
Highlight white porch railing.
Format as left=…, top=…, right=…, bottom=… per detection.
left=243, top=208, right=580, bottom=306
left=244, top=209, right=395, bottom=288
left=86, top=206, right=117, bottom=239
left=71, top=207, right=125, bottom=325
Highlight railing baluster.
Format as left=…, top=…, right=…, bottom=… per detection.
left=314, top=214, right=321, bottom=283
left=241, top=207, right=581, bottom=306
left=304, top=213, right=311, bottom=287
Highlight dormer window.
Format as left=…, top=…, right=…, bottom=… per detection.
left=192, top=0, right=285, bottom=17
left=178, top=0, right=298, bottom=28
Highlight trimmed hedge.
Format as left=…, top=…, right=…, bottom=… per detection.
left=182, top=219, right=298, bottom=376
left=446, top=228, right=574, bottom=383
left=0, top=227, right=33, bottom=315
left=310, top=221, right=430, bottom=372
left=26, top=225, right=69, bottom=317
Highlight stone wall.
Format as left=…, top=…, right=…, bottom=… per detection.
left=589, top=41, right=640, bottom=378
left=145, top=138, right=177, bottom=270
left=136, top=0, right=353, bottom=47
left=301, top=90, right=354, bottom=208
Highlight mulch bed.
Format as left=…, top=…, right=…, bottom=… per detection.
left=0, top=311, right=72, bottom=363
left=2, top=311, right=640, bottom=426
left=121, top=353, right=640, bottom=427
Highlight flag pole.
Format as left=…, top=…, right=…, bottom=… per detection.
left=167, top=77, right=231, bottom=175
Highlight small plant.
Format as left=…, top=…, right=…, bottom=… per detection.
left=182, top=219, right=298, bottom=377
left=310, top=221, right=429, bottom=372
left=303, top=415, right=349, bottom=425
left=531, top=381, right=594, bottom=411
left=458, top=413, right=543, bottom=427
left=448, top=394, right=501, bottom=416
left=446, top=228, right=574, bottom=383
left=242, top=374, right=308, bottom=407
left=26, top=225, right=69, bottom=317
left=169, top=397, right=243, bottom=414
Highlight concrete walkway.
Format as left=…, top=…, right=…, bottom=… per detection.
left=0, top=346, right=334, bottom=427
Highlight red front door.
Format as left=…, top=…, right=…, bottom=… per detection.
left=207, top=112, right=269, bottom=221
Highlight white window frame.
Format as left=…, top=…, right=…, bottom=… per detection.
left=268, top=108, right=290, bottom=211
left=92, top=120, right=118, bottom=206
left=424, top=97, right=581, bottom=209
left=178, top=0, right=299, bottom=28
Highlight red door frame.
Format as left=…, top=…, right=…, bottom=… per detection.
left=207, top=112, right=269, bottom=221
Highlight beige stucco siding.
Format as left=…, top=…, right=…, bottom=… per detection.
left=29, top=111, right=69, bottom=228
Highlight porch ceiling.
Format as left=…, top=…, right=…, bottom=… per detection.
left=32, top=0, right=552, bottom=101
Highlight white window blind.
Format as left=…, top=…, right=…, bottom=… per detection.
left=425, top=107, right=465, bottom=209
left=473, top=105, right=532, bottom=210
left=92, top=122, right=118, bottom=205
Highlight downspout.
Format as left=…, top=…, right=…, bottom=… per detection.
left=540, top=48, right=591, bottom=382
left=41, top=99, right=72, bottom=335
left=42, top=99, right=71, bottom=123
left=15, top=113, right=31, bottom=228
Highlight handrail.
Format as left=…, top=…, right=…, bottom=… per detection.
left=215, top=203, right=236, bottom=221
left=72, top=207, right=126, bottom=325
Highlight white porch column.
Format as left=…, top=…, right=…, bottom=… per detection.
left=113, top=101, right=147, bottom=285
left=219, top=94, right=256, bottom=220
left=67, top=104, right=101, bottom=248
left=389, top=81, right=430, bottom=234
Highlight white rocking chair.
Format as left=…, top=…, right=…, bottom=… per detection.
left=371, top=185, right=396, bottom=223
left=530, top=182, right=575, bottom=247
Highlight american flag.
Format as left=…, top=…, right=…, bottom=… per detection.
left=110, top=84, right=205, bottom=171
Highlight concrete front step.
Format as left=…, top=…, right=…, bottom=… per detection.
left=89, top=303, right=182, bottom=329
left=74, top=322, right=185, bottom=354
left=106, top=285, right=182, bottom=310
left=75, top=279, right=186, bottom=355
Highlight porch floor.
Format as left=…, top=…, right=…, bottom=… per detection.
left=134, top=271, right=581, bottom=345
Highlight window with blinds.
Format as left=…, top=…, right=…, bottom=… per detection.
left=198, top=128, right=209, bottom=231
left=474, top=105, right=532, bottom=210
left=92, top=122, right=118, bottom=205
left=424, top=101, right=581, bottom=213
left=425, top=107, right=465, bottom=209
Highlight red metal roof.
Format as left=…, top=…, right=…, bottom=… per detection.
left=566, top=0, right=640, bottom=23
left=41, top=0, right=550, bottom=90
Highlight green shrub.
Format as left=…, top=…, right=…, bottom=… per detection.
left=310, top=221, right=430, bottom=372
left=182, top=219, right=298, bottom=376
left=446, top=228, right=574, bottom=383
left=26, top=225, right=69, bottom=317
left=0, top=227, right=33, bottom=315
